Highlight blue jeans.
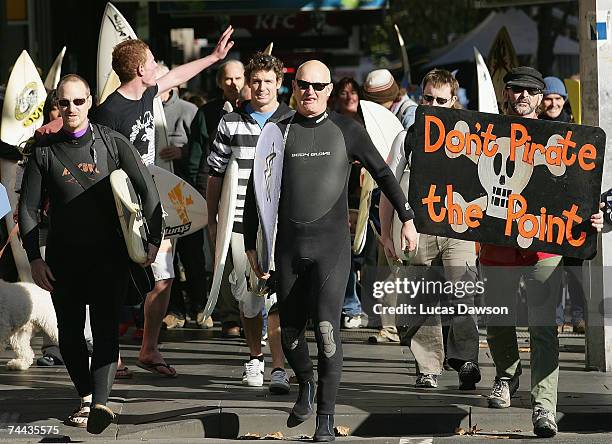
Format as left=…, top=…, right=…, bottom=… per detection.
left=342, top=264, right=362, bottom=317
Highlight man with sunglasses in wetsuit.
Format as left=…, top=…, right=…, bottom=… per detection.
left=380, top=68, right=481, bottom=391
left=244, top=60, right=417, bottom=442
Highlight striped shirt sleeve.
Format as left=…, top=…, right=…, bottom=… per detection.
left=207, top=116, right=232, bottom=176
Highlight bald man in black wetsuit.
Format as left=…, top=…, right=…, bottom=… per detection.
left=244, top=60, right=417, bottom=442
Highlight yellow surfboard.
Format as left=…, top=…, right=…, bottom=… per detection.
left=564, top=78, right=581, bottom=124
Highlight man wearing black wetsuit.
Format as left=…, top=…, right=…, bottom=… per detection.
left=18, top=74, right=162, bottom=434
left=244, top=60, right=417, bottom=442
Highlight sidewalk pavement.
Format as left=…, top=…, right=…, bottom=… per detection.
left=1, top=326, right=612, bottom=443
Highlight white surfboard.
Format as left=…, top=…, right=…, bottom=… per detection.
left=392, top=170, right=419, bottom=263
left=1, top=50, right=46, bottom=282
left=110, top=169, right=148, bottom=264
left=110, top=165, right=206, bottom=263
left=147, top=165, right=206, bottom=239
left=153, top=98, right=173, bottom=172
left=44, top=46, right=66, bottom=91
left=353, top=100, right=404, bottom=254
left=202, top=155, right=238, bottom=319
left=97, top=2, right=135, bottom=102
left=474, top=47, right=499, bottom=114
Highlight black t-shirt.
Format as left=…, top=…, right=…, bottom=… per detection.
left=95, top=85, right=158, bottom=165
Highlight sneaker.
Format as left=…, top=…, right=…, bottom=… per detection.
left=487, top=374, right=519, bottom=408
left=37, top=355, right=63, bottom=366
left=368, top=328, right=400, bottom=344
left=163, top=313, right=185, bottom=329
left=242, top=358, right=264, bottom=387
left=415, top=374, right=438, bottom=388
left=269, top=368, right=290, bottom=394
left=196, top=311, right=213, bottom=329
left=458, top=361, right=481, bottom=390
left=443, top=358, right=453, bottom=371
left=342, top=313, right=366, bottom=329
left=532, top=407, right=557, bottom=437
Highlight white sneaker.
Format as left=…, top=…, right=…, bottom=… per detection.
left=242, top=358, right=264, bottom=387
left=269, top=368, right=290, bottom=394
left=343, top=313, right=366, bottom=329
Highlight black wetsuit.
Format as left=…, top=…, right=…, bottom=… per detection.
left=18, top=124, right=162, bottom=404
left=244, top=110, right=412, bottom=414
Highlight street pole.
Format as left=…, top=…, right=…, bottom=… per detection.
left=580, top=0, right=612, bottom=371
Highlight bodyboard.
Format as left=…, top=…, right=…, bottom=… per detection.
left=202, top=155, right=238, bottom=319
left=148, top=164, right=206, bottom=239
left=110, top=169, right=148, bottom=264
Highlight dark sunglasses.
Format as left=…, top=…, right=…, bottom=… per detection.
left=422, top=94, right=450, bottom=105
left=57, top=97, right=89, bottom=107
left=296, top=79, right=330, bottom=91
left=506, top=85, right=542, bottom=96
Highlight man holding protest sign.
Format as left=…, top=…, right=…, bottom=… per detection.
left=396, top=64, right=604, bottom=438
left=479, top=67, right=604, bottom=438
left=379, top=69, right=481, bottom=391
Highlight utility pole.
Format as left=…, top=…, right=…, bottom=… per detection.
left=580, top=0, right=612, bottom=372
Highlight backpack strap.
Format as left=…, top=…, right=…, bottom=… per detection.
left=92, top=123, right=120, bottom=171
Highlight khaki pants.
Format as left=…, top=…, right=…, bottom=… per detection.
left=399, top=234, right=478, bottom=375
left=482, top=256, right=561, bottom=413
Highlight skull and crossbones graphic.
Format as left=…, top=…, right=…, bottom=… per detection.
left=442, top=120, right=566, bottom=248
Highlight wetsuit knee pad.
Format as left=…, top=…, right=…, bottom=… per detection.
left=318, top=321, right=337, bottom=358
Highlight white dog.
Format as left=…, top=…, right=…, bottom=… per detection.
left=0, top=279, right=58, bottom=370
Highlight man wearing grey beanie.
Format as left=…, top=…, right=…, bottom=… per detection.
left=539, top=76, right=571, bottom=123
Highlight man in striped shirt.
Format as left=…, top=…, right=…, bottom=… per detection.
left=207, top=53, right=294, bottom=391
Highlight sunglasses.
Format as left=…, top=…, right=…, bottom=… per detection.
left=57, top=97, right=89, bottom=107
left=422, top=94, right=450, bottom=105
left=296, top=79, right=330, bottom=91
left=506, top=86, right=542, bottom=96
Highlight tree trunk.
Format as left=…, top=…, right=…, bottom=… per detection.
left=536, top=5, right=556, bottom=76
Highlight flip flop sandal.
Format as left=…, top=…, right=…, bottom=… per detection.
left=114, top=366, right=133, bottom=379
left=86, top=404, right=115, bottom=434
left=64, top=402, right=90, bottom=428
left=136, top=361, right=178, bottom=378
